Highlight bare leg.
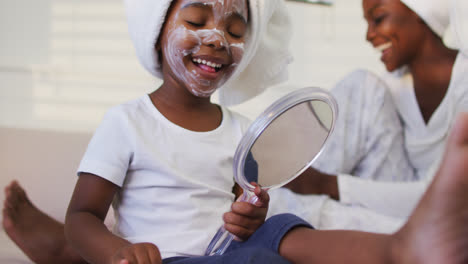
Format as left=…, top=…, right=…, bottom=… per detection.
left=2, top=181, right=86, bottom=264
left=394, top=112, right=468, bottom=264
left=279, top=223, right=393, bottom=263
left=279, top=113, right=468, bottom=264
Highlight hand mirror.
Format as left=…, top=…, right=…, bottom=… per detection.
left=205, top=87, right=338, bottom=256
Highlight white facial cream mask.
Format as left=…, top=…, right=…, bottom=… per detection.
left=162, top=0, right=248, bottom=97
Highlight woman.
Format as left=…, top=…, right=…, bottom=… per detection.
left=277, top=0, right=467, bottom=231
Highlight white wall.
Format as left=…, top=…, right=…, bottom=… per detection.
left=0, top=0, right=384, bottom=133
left=231, top=0, right=386, bottom=117
left=286, top=0, right=383, bottom=87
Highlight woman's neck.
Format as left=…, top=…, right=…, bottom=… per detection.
left=407, top=38, right=458, bottom=123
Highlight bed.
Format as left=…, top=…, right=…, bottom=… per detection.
left=0, top=127, right=92, bottom=263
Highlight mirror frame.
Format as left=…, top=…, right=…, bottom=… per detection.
left=233, top=87, right=338, bottom=192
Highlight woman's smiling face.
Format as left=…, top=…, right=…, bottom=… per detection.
left=158, top=0, right=249, bottom=97
left=363, top=0, right=426, bottom=72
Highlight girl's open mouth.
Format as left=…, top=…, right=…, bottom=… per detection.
left=192, top=58, right=224, bottom=73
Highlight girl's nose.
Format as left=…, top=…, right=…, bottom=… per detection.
left=203, top=30, right=227, bottom=50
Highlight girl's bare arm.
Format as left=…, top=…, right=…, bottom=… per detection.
left=64, top=173, right=136, bottom=263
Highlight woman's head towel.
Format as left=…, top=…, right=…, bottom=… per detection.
left=400, top=0, right=449, bottom=38
left=450, top=0, right=468, bottom=54
left=123, top=0, right=293, bottom=106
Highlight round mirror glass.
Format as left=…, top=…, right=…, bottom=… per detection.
left=235, top=87, right=337, bottom=192
left=205, top=87, right=337, bottom=256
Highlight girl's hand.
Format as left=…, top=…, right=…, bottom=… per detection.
left=111, top=243, right=162, bottom=264
left=223, top=184, right=269, bottom=241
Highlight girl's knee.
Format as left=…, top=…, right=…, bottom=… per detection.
left=235, top=247, right=290, bottom=264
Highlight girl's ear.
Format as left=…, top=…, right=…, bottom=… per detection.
left=155, top=42, right=163, bottom=68
left=155, top=40, right=161, bottom=52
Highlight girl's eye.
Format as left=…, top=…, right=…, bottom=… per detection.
left=229, top=31, right=243, bottom=39
left=186, top=20, right=204, bottom=27
left=227, top=23, right=246, bottom=39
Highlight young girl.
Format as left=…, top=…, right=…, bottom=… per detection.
left=63, top=0, right=307, bottom=263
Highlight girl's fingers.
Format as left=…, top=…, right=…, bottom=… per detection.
left=135, top=250, right=151, bottom=264
left=252, top=184, right=269, bottom=208
left=224, top=223, right=254, bottom=241
left=223, top=211, right=261, bottom=229
left=231, top=202, right=267, bottom=218
left=148, top=248, right=162, bottom=264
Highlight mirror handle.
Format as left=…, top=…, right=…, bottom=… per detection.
left=204, top=189, right=258, bottom=256
left=204, top=225, right=235, bottom=256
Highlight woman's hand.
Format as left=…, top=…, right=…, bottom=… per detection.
left=223, top=184, right=269, bottom=241
left=111, top=243, right=162, bottom=264
left=284, top=167, right=340, bottom=200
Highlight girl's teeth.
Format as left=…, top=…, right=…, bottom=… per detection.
left=193, top=58, right=222, bottom=69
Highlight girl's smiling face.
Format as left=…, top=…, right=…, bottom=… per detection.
left=363, top=0, right=426, bottom=72
left=158, top=0, right=249, bottom=97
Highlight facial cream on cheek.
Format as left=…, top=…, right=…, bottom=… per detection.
left=162, top=0, right=248, bottom=96
left=229, top=42, right=245, bottom=65
left=210, top=0, right=249, bottom=25
left=164, top=26, right=204, bottom=87
left=162, top=26, right=224, bottom=97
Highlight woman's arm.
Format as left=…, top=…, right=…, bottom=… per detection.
left=284, top=167, right=340, bottom=199
left=285, top=167, right=429, bottom=219
left=336, top=174, right=429, bottom=218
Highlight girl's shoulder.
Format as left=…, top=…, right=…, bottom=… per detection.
left=98, top=95, right=155, bottom=132
left=221, top=106, right=252, bottom=134
left=104, top=95, right=152, bottom=120
left=110, top=95, right=149, bottom=114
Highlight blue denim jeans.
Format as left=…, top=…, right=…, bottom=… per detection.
left=163, top=213, right=312, bottom=264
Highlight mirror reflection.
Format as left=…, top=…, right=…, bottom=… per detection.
left=206, top=88, right=337, bottom=256
left=244, top=100, right=333, bottom=188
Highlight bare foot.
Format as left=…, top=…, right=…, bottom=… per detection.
left=395, top=113, right=468, bottom=264
left=2, top=181, right=86, bottom=264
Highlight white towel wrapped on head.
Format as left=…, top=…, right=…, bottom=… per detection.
left=218, top=0, right=293, bottom=106
left=123, top=0, right=172, bottom=79
left=123, top=0, right=293, bottom=106
left=400, top=0, right=449, bottom=38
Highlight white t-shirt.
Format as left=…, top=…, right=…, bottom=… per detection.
left=77, top=95, right=251, bottom=258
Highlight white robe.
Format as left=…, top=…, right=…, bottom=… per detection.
left=269, top=68, right=414, bottom=232
left=269, top=53, right=468, bottom=233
